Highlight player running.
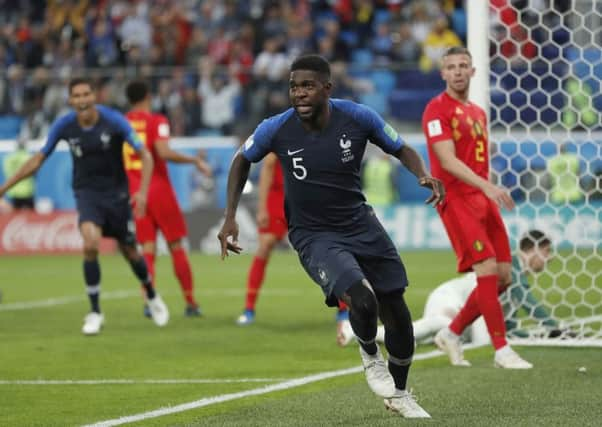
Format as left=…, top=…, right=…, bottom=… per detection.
left=0, top=78, right=168, bottom=335
left=124, top=80, right=212, bottom=317
left=218, top=54, right=444, bottom=418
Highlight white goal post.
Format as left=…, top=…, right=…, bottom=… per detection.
left=469, top=1, right=601, bottom=346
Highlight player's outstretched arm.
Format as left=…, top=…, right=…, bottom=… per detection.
left=155, top=142, right=213, bottom=177
left=394, top=145, right=445, bottom=207
left=0, top=152, right=45, bottom=197
left=217, top=150, right=251, bottom=259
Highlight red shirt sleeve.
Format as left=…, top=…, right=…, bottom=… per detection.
left=422, top=99, right=453, bottom=146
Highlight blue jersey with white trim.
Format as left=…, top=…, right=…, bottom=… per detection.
left=41, top=105, right=142, bottom=195
left=242, top=98, right=404, bottom=235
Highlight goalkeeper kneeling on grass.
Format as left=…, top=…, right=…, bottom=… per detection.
left=338, top=229, right=566, bottom=347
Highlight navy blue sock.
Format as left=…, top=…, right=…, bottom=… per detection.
left=83, top=259, right=101, bottom=313
left=129, top=257, right=156, bottom=299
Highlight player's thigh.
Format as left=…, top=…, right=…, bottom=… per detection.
left=103, top=197, right=137, bottom=246
left=75, top=192, right=105, bottom=229
left=439, top=195, right=496, bottom=272
left=135, top=214, right=158, bottom=244
left=296, top=237, right=364, bottom=307
left=258, top=214, right=287, bottom=240
left=350, top=208, right=408, bottom=294
left=486, top=199, right=512, bottom=265
left=154, top=200, right=187, bottom=243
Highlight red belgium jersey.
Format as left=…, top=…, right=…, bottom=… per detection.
left=123, top=110, right=172, bottom=194
left=422, top=92, right=490, bottom=198
left=266, top=160, right=285, bottom=218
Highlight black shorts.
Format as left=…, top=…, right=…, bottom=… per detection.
left=75, top=190, right=136, bottom=245
left=292, top=207, right=408, bottom=307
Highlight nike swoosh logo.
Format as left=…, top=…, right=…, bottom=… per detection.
left=287, top=148, right=305, bottom=156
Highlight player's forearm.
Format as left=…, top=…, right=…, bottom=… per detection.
left=161, top=149, right=197, bottom=164
left=0, top=153, right=43, bottom=195
left=224, top=152, right=251, bottom=220
left=395, top=145, right=430, bottom=179
left=440, top=155, right=491, bottom=191
left=138, top=149, right=154, bottom=197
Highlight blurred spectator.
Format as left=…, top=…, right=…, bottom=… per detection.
left=2, top=140, right=35, bottom=210
left=181, top=85, right=202, bottom=135
left=330, top=60, right=373, bottom=101
left=361, top=153, right=399, bottom=207
left=0, top=64, right=26, bottom=115
left=85, top=9, right=118, bottom=67
left=119, top=2, right=152, bottom=52
left=369, top=21, right=393, bottom=66
left=419, top=16, right=462, bottom=72
left=547, top=144, right=584, bottom=204
left=392, top=22, right=420, bottom=63
left=198, top=58, right=240, bottom=135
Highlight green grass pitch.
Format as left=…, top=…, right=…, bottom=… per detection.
left=0, top=251, right=600, bottom=426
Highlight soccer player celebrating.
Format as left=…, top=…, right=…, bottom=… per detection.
left=236, top=153, right=350, bottom=344
left=218, top=54, right=444, bottom=418
left=0, top=78, right=168, bottom=335
left=124, top=80, right=212, bottom=317
left=422, top=46, right=532, bottom=369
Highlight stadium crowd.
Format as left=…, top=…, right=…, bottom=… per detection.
left=0, top=0, right=467, bottom=138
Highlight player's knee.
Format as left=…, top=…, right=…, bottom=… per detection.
left=498, top=271, right=512, bottom=291
left=347, top=280, right=378, bottom=319
left=82, top=245, right=99, bottom=260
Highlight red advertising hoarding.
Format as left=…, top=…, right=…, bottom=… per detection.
left=0, top=211, right=116, bottom=254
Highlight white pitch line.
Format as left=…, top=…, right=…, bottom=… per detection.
left=0, top=378, right=287, bottom=385
left=0, top=290, right=139, bottom=311
left=83, top=349, right=446, bottom=427
left=0, top=289, right=304, bottom=312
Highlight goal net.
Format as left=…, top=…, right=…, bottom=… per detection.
left=488, top=0, right=601, bottom=346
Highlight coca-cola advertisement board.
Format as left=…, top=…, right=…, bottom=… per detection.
left=0, top=211, right=116, bottom=254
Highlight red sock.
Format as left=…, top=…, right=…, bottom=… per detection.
left=449, top=289, right=480, bottom=335
left=172, top=248, right=196, bottom=306
left=245, top=256, right=267, bottom=311
left=338, top=301, right=348, bottom=311
left=474, top=275, right=507, bottom=349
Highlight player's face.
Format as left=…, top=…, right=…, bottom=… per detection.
left=441, top=54, right=475, bottom=94
left=526, top=245, right=552, bottom=273
left=289, top=70, right=331, bottom=122
left=69, top=83, right=96, bottom=120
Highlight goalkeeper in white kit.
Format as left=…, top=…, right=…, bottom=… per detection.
left=339, top=229, right=562, bottom=347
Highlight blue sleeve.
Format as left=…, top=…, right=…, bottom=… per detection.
left=101, top=106, right=143, bottom=151
left=336, top=100, right=404, bottom=154
left=241, top=110, right=292, bottom=162
left=40, top=113, right=74, bottom=156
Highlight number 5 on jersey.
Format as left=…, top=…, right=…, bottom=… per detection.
left=292, top=157, right=307, bottom=180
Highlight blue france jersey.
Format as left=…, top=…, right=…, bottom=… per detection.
left=242, top=98, right=404, bottom=235
left=41, top=105, right=142, bottom=195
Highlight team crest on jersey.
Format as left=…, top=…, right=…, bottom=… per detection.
left=318, top=269, right=328, bottom=284
left=68, top=138, right=83, bottom=157
left=100, top=131, right=111, bottom=150
left=339, top=134, right=354, bottom=163
left=473, top=240, right=484, bottom=252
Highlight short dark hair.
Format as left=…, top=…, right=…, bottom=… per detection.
left=443, top=46, right=472, bottom=58
left=126, top=80, right=150, bottom=105
left=519, top=229, right=552, bottom=251
left=290, top=54, right=330, bottom=80
left=68, top=77, right=94, bottom=94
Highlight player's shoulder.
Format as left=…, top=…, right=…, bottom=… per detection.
left=424, top=92, right=450, bottom=111
left=52, top=110, right=77, bottom=129
left=331, top=98, right=377, bottom=119
left=255, top=108, right=295, bottom=137
left=97, top=105, right=129, bottom=125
